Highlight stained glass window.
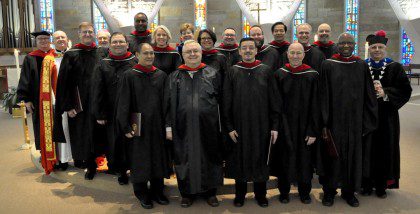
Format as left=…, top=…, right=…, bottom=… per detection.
left=40, top=0, right=54, bottom=32
left=243, top=16, right=250, bottom=38
left=292, top=0, right=306, bottom=42
left=93, top=2, right=108, bottom=32
left=345, top=0, right=359, bottom=54
left=194, top=0, right=207, bottom=30
left=150, top=15, right=159, bottom=33
left=401, top=29, right=415, bottom=66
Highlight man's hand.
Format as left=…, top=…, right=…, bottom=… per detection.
left=271, top=130, right=278, bottom=144
left=25, top=102, right=34, bottom=114
left=376, top=87, right=385, bottom=98
left=229, top=130, right=239, bottom=143
left=67, top=109, right=77, bottom=118
left=97, top=120, right=107, bottom=125
left=305, top=136, right=316, bottom=145
left=125, top=131, right=134, bottom=138
left=166, top=131, right=173, bottom=141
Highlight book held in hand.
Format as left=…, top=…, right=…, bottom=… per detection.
left=130, top=113, right=142, bottom=137
left=74, top=86, right=83, bottom=113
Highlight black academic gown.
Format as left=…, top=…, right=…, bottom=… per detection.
left=153, top=47, right=182, bottom=75
left=257, top=45, right=280, bottom=71
left=92, top=54, right=137, bottom=166
left=128, top=32, right=152, bottom=54
left=319, top=56, right=378, bottom=192
left=303, top=46, right=325, bottom=72
left=116, top=67, right=171, bottom=183
left=53, top=47, right=104, bottom=161
left=166, top=65, right=224, bottom=194
left=17, top=54, right=45, bottom=150
left=271, top=64, right=320, bottom=184
left=215, top=44, right=241, bottom=67
left=224, top=62, right=280, bottom=182
left=367, top=59, right=412, bottom=188
left=201, top=50, right=228, bottom=80
left=313, top=42, right=338, bottom=59
left=269, top=41, right=290, bottom=68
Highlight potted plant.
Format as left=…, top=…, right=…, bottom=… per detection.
left=2, top=87, right=18, bottom=114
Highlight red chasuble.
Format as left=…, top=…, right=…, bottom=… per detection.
left=38, top=52, right=58, bottom=175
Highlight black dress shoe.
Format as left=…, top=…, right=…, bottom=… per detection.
left=74, top=160, right=84, bottom=169
left=341, top=194, right=359, bottom=207
left=151, top=193, right=169, bottom=205
left=376, top=190, right=387, bottom=199
left=84, top=169, right=96, bottom=180
left=361, top=188, right=373, bottom=196
left=322, top=194, right=335, bottom=207
left=134, top=191, right=153, bottom=209
left=279, top=194, right=290, bottom=204
left=180, top=197, right=193, bottom=208
left=207, top=196, right=219, bottom=207
left=300, top=194, right=312, bottom=204
left=60, top=162, right=69, bottom=171
left=234, top=197, right=244, bottom=207
left=255, top=196, right=268, bottom=207
left=118, top=174, right=129, bottom=185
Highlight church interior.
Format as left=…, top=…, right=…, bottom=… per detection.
left=0, top=0, right=420, bottom=213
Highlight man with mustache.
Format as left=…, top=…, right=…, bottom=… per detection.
left=216, top=28, right=241, bottom=67
left=293, top=23, right=325, bottom=72
left=224, top=38, right=280, bottom=207
left=361, top=30, right=412, bottom=198
left=313, top=23, right=338, bottom=59
left=269, top=22, right=290, bottom=67
left=249, top=25, right=281, bottom=71
left=318, top=33, right=378, bottom=207
left=128, top=12, right=152, bottom=53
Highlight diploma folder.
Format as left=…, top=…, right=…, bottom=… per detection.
left=323, top=129, right=339, bottom=159
left=74, top=86, right=83, bottom=113
left=130, top=113, right=142, bottom=137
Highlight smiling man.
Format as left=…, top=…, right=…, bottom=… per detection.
left=269, top=22, right=290, bottom=67
left=128, top=12, right=152, bottom=53
left=216, top=28, right=241, bottom=67
left=318, top=33, right=378, bottom=207
left=249, top=25, right=281, bottom=71
left=313, top=23, right=338, bottom=59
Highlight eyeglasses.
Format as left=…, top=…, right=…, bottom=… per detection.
left=224, top=34, right=236, bottom=37
left=183, top=49, right=201, bottom=55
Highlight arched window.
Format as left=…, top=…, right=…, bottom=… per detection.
left=401, top=29, right=415, bottom=66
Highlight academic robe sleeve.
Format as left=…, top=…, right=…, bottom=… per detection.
left=16, top=56, right=35, bottom=103
left=268, top=71, right=280, bottom=131
left=362, top=63, right=379, bottom=136
left=223, top=66, right=235, bottom=133
left=115, top=73, right=133, bottom=135
left=383, top=63, right=412, bottom=109
left=306, top=74, right=321, bottom=137
left=164, top=72, right=175, bottom=130
left=92, top=62, right=107, bottom=120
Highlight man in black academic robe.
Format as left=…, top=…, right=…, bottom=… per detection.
left=128, top=12, right=152, bottom=54
left=198, top=29, right=228, bottom=80
left=269, top=22, right=290, bottom=67
left=313, top=23, right=338, bottom=59
left=271, top=43, right=320, bottom=204
left=92, top=32, right=137, bottom=185
left=319, top=33, right=378, bottom=207
left=166, top=40, right=223, bottom=208
left=291, top=23, right=325, bottom=72
left=17, top=31, right=55, bottom=151
left=361, top=31, right=412, bottom=198
left=216, top=28, right=241, bottom=67
left=53, top=22, right=106, bottom=179
left=116, top=43, right=171, bottom=209
left=250, top=25, right=280, bottom=71
left=224, top=38, right=280, bottom=207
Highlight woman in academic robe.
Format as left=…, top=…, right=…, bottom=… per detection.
left=151, top=25, right=182, bottom=75
left=197, top=29, right=228, bottom=80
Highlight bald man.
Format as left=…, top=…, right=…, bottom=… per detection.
left=313, top=23, right=338, bottom=59
left=318, top=33, right=378, bottom=207
left=271, top=42, right=320, bottom=204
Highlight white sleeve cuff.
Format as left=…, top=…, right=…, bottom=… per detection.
left=383, top=94, right=389, bottom=101
left=166, top=127, right=172, bottom=132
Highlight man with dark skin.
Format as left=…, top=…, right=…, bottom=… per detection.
left=318, top=33, right=378, bottom=207
left=128, top=12, right=152, bottom=53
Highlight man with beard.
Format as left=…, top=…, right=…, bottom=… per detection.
left=224, top=38, right=280, bottom=207
left=116, top=43, right=171, bottom=209
left=197, top=29, right=228, bottom=79
left=313, top=23, right=338, bottom=59
left=93, top=32, right=137, bottom=185
left=271, top=42, right=320, bottom=204
left=52, top=30, right=72, bottom=171
left=216, top=28, right=241, bottom=67
left=97, top=29, right=111, bottom=48
left=319, top=33, right=378, bottom=207
left=249, top=25, right=280, bottom=71
left=53, top=22, right=105, bottom=180
left=166, top=40, right=223, bottom=208
left=17, top=31, right=57, bottom=174
left=294, top=23, right=325, bottom=72
left=361, top=30, right=412, bottom=198
left=128, top=12, right=152, bottom=53
left=269, top=22, right=290, bottom=67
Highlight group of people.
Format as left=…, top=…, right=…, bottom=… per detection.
left=16, top=12, right=412, bottom=209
